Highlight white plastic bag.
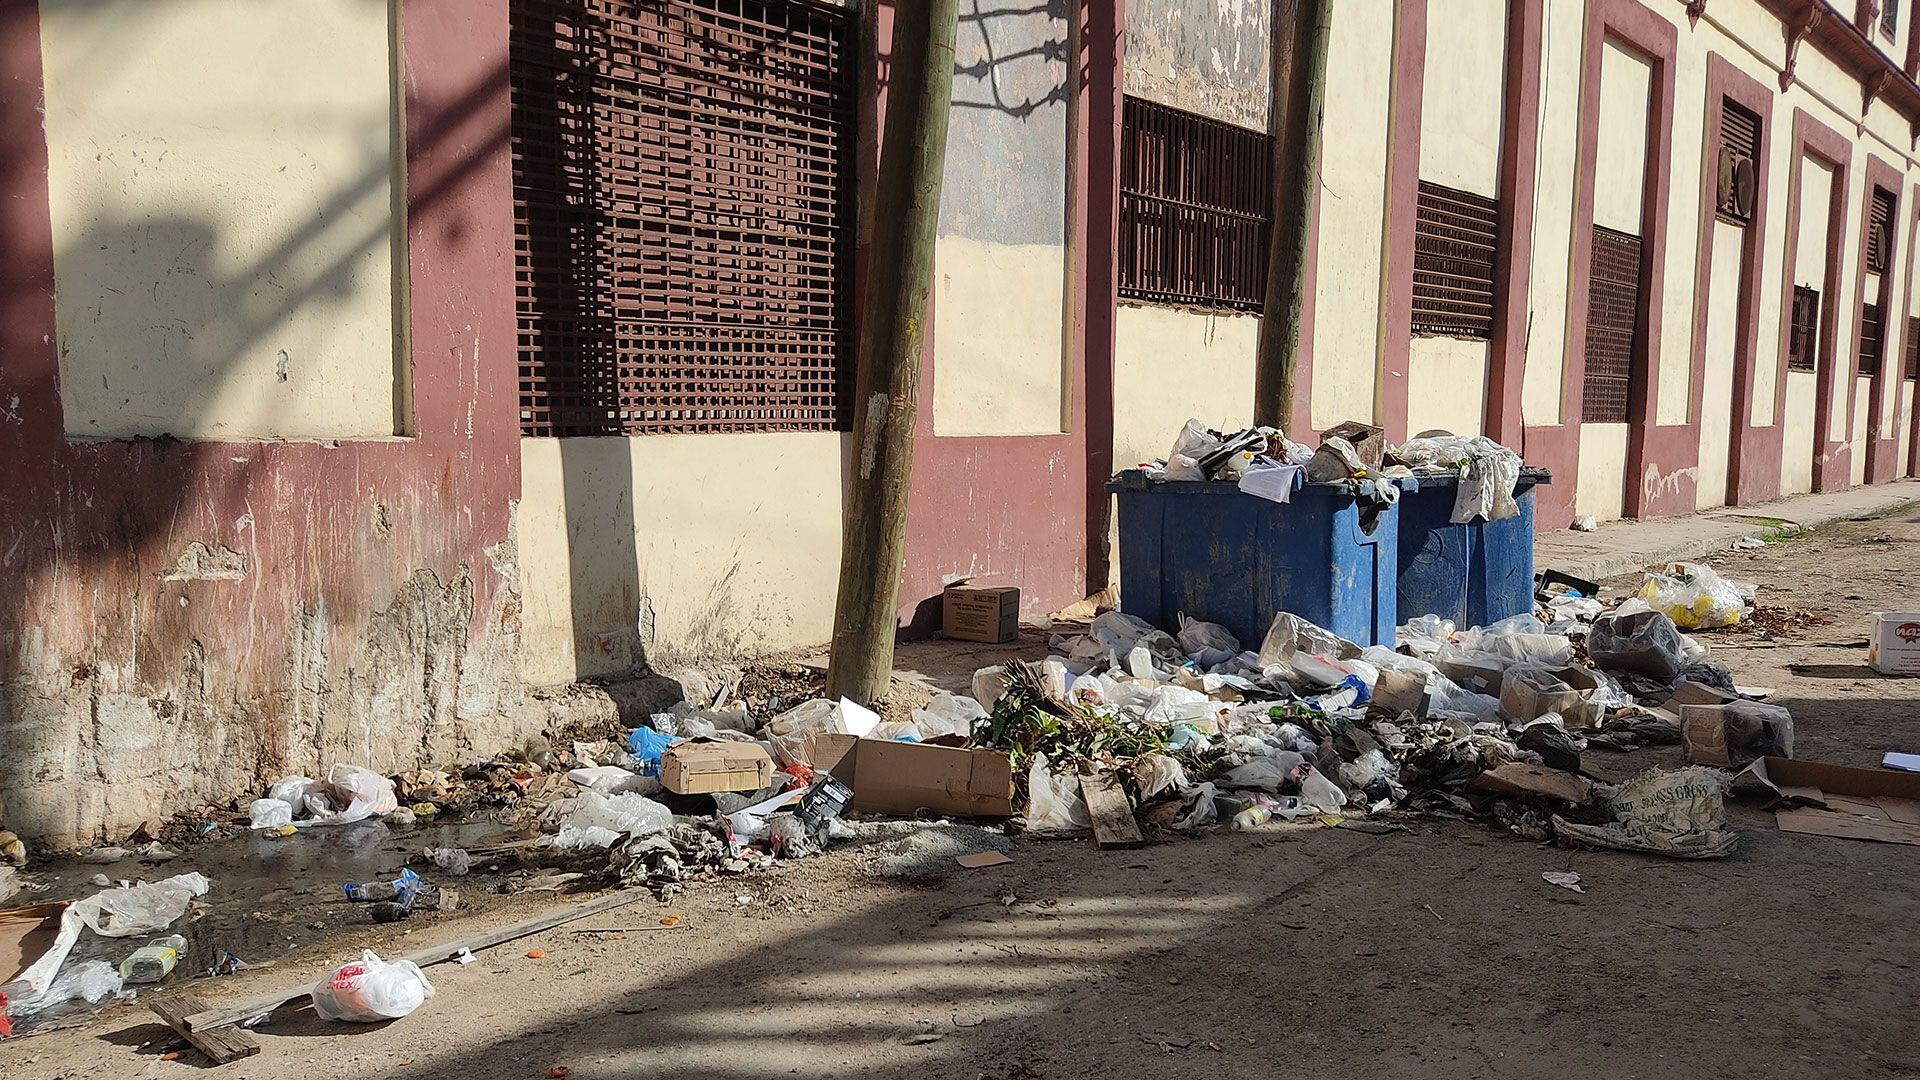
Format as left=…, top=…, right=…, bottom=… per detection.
left=910, top=693, right=989, bottom=739
left=1220, top=752, right=1307, bottom=792
left=302, top=764, right=398, bottom=826
left=1299, top=769, right=1347, bottom=813
left=311, top=950, right=437, bottom=1022
left=1175, top=614, right=1241, bottom=659
left=548, top=790, right=673, bottom=838
left=267, top=775, right=317, bottom=807
left=565, top=765, right=665, bottom=797
left=1024, top=755, right=1092, bottom=836
left=248, top=798, right=294, bottom=829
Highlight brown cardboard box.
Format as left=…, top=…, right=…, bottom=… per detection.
left=1321, top=421, right=1385, bottom=468
left=1499, top=665, right=1605, bottom=728
left=661, top=740, right=774, bottom=795
left=1679, top=701, right=1793, bottom=767
left=943, top=583, right=1020, bottom=644
left=1438, top=655, right=1505, bottom=698
left=812, top=733, right=1015, bottom=816
left=1742, top=756, right=1920, bottom=845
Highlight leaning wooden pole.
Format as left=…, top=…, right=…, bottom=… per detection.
left=826, top=1, right=959, bottom=704
left=1252, top=0, right=1334, bottom=430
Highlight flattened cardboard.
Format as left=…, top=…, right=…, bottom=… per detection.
left=1667, top=680, right=1739, bottom=707
left=814, top=733, right=1015, bottom=817
left=661, top=740, right=774, bottom=794
left=1468, top=763, right=1594, bottom=804
left=955, top=851, right=1013, bottom=869
left=1743, top=756, right=1920, bottom=846
left=1, top=901, right=71, bottom=985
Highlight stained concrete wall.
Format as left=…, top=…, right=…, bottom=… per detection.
left=932, top=0, right=1072, bottom=437
left=1111, top=306, right=1260, bottom=468
left=1311, top=0, right=1395, bottom=429
left=1123, top=0, right=1270, bottom=129
left=516, top=435, right=847, bottom=683
left=39, top=0, right=401, bottom=441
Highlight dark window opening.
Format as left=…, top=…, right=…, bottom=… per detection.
left=1119, top=96, right=1273, bottom=312
left=1582, top=225, right=1643, bottom=424
left=1860, top=301, right=1884, bottom=377
left=1883, top=0, right=1899, bottom=41
left=1867, top=186, right=1896, bottom=275
left=1906, top=315, right=1919, bottom=379
left=1788, top=285, right=1820, bottom=374
left=510, top=0, right=858, bottom=437
left=1412, top=180, right=1500, bottom=340
left=1715, top=99, right=1760, bottom=226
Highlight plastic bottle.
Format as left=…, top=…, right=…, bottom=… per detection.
left=1231, top=795, right=1301, bottom=830
left=119, top=934, right=187, bottom=984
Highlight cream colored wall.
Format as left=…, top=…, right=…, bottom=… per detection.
left=1593, top=42, right=1653, bottom=235
left=517, top=435, right=847, bottom=682
left=1696, top=223, right=1745, bottom=508
left=1418, top=0, right=1507, bottom=197
left=1657, top=39, right=1710, bottom=427
left=40, top=0, right=401, bottom=441
left=1576, top=423, right=1630, bottom=520
left=1521, top=0, right=1590, bottom=427
left=1310, top=0, right=1395, bottom=429
left=1112, top=306, right=1260, bottom=466
left=931, top=236, right=1069, bottom=435
left=1405, top=338, right=1489, bottom=437
left=1782, top=371, right=1818, bottom=495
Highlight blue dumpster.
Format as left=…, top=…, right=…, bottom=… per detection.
left=1394, top=468, right=1550, bottom=628
left=1108, top=470, right=1399, bottom=649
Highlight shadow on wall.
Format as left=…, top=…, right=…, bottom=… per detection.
left=0, top=3, right=518, bottom=841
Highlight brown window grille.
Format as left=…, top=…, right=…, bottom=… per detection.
left=1715, top=100, right=1760, bottom=226
left=1119, top=96, right=1272, bottom=312
left=1788, top=285, right=1820, bottom=373
left=1884, top=0, right=1899, bottom=39
left=510, top=0, right=857, bottom=437
left=1867, top=186, right=1896, bottom=275
left=1411, top=180, right=1500, bottom=339
left=1582, top=225, right=1642, bottom=424
left=1907, top=315, right=1920, bottom=379
left=1859, top=301, right=1884, bottom=376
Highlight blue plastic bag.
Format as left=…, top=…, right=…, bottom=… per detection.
left=627, top=726, right=682, bottom=776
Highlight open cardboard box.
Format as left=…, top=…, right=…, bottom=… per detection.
left=812, top=733, right=1014, bottom=817
left=1741, top=757, right=1920, bottom=846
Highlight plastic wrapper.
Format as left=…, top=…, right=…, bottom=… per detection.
left=304, top=764, right=398, bottom=826
left=910, top=693, right=988, bottom=740
left=545, top=824, right=623, bottom=850
left=1219, top=752, right=1308, bottom=792
left=76, top=872, right=209, bottom=937
left=1140, top=684, right=1217, bottom=729
left=1024, top=755, right=1092, bottom=836
left=267, top=775, right=317, bottom=807
left=1170, top=782, right=1220, bottom=829
left=1298, top=769, right=1347, bottom=813
left=1586, top=609, right=1689, bottom=680
left=1176, top=614, right=1241, bottom=659
left=1256, top=611, right=1360, bottom=677
left=565, top=765, right=664, bottom=797
left=1392, top=434, right=1522, bottom=522
left=1132, top=754, right=1189, bottom=799
left=547, top=790, right=672, bottom=839
left=971, top=665, right=1009, bottom=709
left=25, top=961, right=121, bottom=1015
left=1638, top=562, right=1755, bottom=629
left=1162, top=418, right=1221, bottom=481
left=1396, top=615, right=1456, bottom=660
left=311, top=950, right=437, bottom=1022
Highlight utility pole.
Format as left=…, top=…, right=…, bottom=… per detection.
left=1253, top=0, right=1334, bottom=430
left=826, top=1, right=960, bottom=704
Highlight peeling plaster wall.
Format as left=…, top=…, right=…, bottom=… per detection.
left=0, top=0, right=529, bottom=847
left=1122, top=0, right=1270, bottom=129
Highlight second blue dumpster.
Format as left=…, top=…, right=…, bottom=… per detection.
left=1108, top=470, right=1399, bottom=649
left=1394, top=468, right=1550, bottom=629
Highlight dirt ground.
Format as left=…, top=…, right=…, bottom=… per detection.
left=6, top=517, right=1919, bottom=1080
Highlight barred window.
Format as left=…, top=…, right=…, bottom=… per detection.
left=1906, top=315, right=1919, bottom=379
left=1714, top=100, right=1759, bottom=226
left=1788, top=286, right=1820, bottom=374
left=510, top=0, right=857, bottom=437
left=1582, top=225, right=1643, bottom=424
left=1867, top=186, right=1896, bottom=275
left=1412, top=181, right=1500, bottom=340
left=1860, top=301, right=1884, bottom=377
left=1119, top=96, right=1272, bottom=312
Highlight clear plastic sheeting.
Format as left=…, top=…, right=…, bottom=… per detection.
left=1586, top=609, right=1690, bottom=680
left=544, top=791, right=673, bottom=841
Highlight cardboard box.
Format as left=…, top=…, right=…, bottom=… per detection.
left=1438, top=656, right=1505, bottom=698
left=661, top=740, right=774, bottom=795
left=1742, top=756, right=1920, bottom=846
left=813, top=733, right=1015, bottom=817
left=1679, top=701, right=1793, bottom=767
left=1868, top=612, right=1920, bottom=674
left=942, top=583, right=1020, bottom=644
left=1499, top=665, right=1605, bottom=728
left=1321, top=421, right=1385, bottom=468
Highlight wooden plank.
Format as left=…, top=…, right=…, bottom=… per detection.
left=1079, top=775, right=1145, bottom=849
left=149, top=994, right=260, bottom=1065
left=182, top=891, right=643, bottom=1033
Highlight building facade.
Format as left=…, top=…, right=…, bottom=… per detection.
left=1, top=0, right=1916, bottom=842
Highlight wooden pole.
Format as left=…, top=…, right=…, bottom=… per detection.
left=1253, top=0, right=1334, bottom=431
left=826, top=1, right=959, bottom=704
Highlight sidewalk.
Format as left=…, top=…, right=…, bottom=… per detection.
left=1533, top=478, right=1920, bottom=581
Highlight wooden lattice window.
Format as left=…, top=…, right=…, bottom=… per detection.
left=1884, top=0, right=1899, bottom=40
left=1412, top=180, right=1500, bottom=339
left=1119, top=96, right=1273, bottom=312
left=1867, top=187, right=1897, bottom=275
left=1582, top=225, right=1643, bottom=423
left=1715, top=100, right=1760, bottom=226
left=1906, top=315, right=1919, bottom=379
left=1788, top=286, right=1820, bottom=373
left=509, top=0, right=857, bottom=437
left=1860, top=301, right=1884, bottom=377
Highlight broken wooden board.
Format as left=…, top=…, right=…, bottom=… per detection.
left=150, top=994, right=260, bottom=1064
left=1079, top=774, right=1144, bottom=849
